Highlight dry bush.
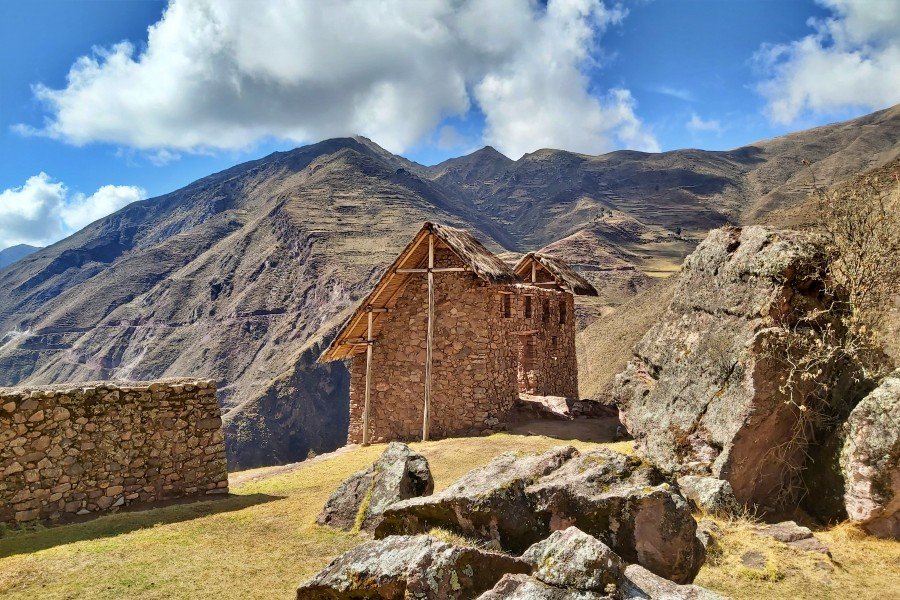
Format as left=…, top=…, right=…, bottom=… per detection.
left=762, top=165, right=900, bottom=505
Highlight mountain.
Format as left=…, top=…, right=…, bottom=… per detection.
left=0, top=244, right=40, bottom=269
left=0, top=105, right=897, bottom=468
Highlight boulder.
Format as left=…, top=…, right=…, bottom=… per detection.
left=752, top=521, right=831, bottom=555
left=613, top=226, right=833, bottom=508
left=677, top=476, right=740, bottom=517
left=482, top=528, right=726, bottom=600
left=622, top=564, right=727, bottom=600
left=477, top=574, right=610, bottom=600
left=296, top=534, right=530, bottom=599
left=521, top=527, right=624, bottom=593
left=525, top=449, right=705, bottom=584
left=317, top=442, right=433, bottom=531
left=376, top=446, right=578, bottom=552
left=840, top=371, right=900, bottom=538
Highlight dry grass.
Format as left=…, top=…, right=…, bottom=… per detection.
left=695, top=517, right=900, bottom=600
left=0, top=434, right=896, bottom=600
left=0, top=435, right=606, bottom=600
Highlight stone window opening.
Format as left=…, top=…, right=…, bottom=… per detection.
left=501, top=293, right=512, bottom=318
left=559, top=300, right=567, bottom=324
left=524, top=295, right=533, bottom=319
left=542, top=299, right=550, bottom=323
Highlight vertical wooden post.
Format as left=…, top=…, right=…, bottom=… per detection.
left=423, top=233, right=434, bottom=442
left=362, top=309, right=374, bottom=446
left=531, top=261, right=537, bottom=283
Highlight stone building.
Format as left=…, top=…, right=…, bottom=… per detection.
left=320, top=222, right=597, bottom=445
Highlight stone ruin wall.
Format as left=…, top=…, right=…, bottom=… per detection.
left=347, top=247, right=579, bottom=444
left=0, top=379, right=229, bottom=524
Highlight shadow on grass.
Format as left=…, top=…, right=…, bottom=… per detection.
left=0, top=493, right=282, bottom=558
left=505, top=416, right=621, bottom=443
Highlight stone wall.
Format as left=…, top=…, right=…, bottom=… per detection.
left=347, top=246, right=579, bottom=444
left=0, top=379, right=228, bottom=524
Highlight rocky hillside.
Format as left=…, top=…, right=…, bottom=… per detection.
left=0, top=244, right=40, bottom=269
left=0, top=106, right=897, bottom=468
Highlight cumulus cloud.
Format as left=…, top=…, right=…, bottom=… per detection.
left=755, top=0, right=900, bottom=124
left=686, top=113, right=723, bottom=135
left=20, top=0, right=657, bottom=158
left=0, top=174, right=144, bottom=249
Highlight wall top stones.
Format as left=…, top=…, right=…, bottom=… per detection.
left=0, top=377, right=217, bottom=397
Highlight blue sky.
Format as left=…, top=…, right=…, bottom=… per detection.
left=1, top=0, right=898, bottom=250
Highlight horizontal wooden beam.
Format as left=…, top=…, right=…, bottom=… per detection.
left=396, top=267, right=468, bottom=273
left=342, top=337, right=375, bottom=345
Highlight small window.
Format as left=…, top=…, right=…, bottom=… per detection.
left=502, top=294, right=511, bottom=318
left=559, top=300, right=567, bottom=324
left=542, top=299, right=550, bottom=323
left=524, top=295, right=533, bottom=319
left=551, top=335, right=558, bottom=348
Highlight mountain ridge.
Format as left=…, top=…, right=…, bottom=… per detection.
left=0, top=104, right=897, bottom=468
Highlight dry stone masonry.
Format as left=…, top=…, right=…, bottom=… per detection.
left=0, top=378, right=228, bottom=524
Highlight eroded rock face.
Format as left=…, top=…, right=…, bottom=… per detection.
left=317, top=442, right=433, bottom=531
left=526, top=450, right=705, bottom=584
left=613, top=226, right=832, bottom=508
left=677, top=476, right=740, bottom=517
left=296, top=534, right=529, bottom=599
left=376, top=446, right=578, bottom=552
left=841, top=372, right=900, bottom=539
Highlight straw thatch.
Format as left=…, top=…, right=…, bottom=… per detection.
left=514, top=252, right=599, bottom=296
left=320, top=222, right=517, bottom=361
left=430, top=223, right=518, bottom=284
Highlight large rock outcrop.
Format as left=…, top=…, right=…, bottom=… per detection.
left=526, top=450, right=705, bottom=584
left=377, top=447, right=704, bottom=584
left=295, top=535, right=529, bottom=599
left=317, top=442, right=433, bottom=531
left=841, top=371, right=900, bottom=538
left=376, top=446, right=578, bottom=552
left=613, top=226, right=833, bottom=508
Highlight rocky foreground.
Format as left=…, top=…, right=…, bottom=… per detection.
left=302, top=443, right=721, bottom=599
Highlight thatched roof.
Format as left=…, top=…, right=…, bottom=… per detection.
left=320, top=222, right=517, bottom=362
left=514, top=252, right=599, bottom=296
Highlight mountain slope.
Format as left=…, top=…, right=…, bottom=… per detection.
left=0, top=244, right=40, bottom=269
left=0, top=106, right=897, bottom=468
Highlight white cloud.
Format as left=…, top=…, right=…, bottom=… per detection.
left=652, top=86, right=694, bottom=102
left=475, top=0, right=659, bottom=156
left=0, top=174, right=144, bottom=249
left=20, top=0, right=657, bottom=159
left=686, top=112, right=723, bottom=135
left=755, top=0, right=900, bottom=124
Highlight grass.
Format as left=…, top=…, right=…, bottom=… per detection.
left=0, top=434, right=897, bottom=600
left=695, top=516, right=900, bottom=600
